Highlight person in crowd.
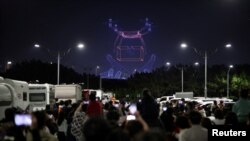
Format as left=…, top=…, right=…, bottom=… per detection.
left=201, top=117, right=213, bottom=129
left=139, top=89, right=161, bottom=128
left=57, top=111, right=67, bottom=141
left=210, top=101, right=218, bottom=115
left=86, top=93, right=102, bottom=117
left=124, top=111, right=149, bottom=140
left=103, top=103, right=111, bottom=119
left=179, top=111, right=208, bottom=141
left=212, top=109, right=225, bottom=125
left=197, top=106, right=206, bottom=117
left=26, top=111, right=57, bottom=141
left=119, top=100, right=127, bottom=116
left=106, top=129, right=130, bottom=141
left=218, top=100, right=224, bottom=110
left=160, top=107, right=175, bottom=132
left=126, top=120, right=144, bottom=140
left=247, top=112, right=250, bottom=126
left=45, top=114, right=58, bottom=136
left=232, top=89, right=250, bottom=124
left=225, top=112, right=238, bottom=126
left=178, top=98, right=185, bottom=113
left=175, top=116, right=190, bottom=139
left=137, top=129, right=166, bottom=141
left=106, top=109, right=121, bottom=129
left=0, top=108, right=22, bottom=141
left=82, top=117, right=112, bottom=141
left=66, top=103, right=78, bottom=141
left=185, top=102, right=195, bottom=116
left=71, top=103, right=88, bottom=141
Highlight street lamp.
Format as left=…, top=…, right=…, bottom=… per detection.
left=227, top=65, right=233, bottom=98
left=95, top=66, right=102, bottom=90
left=194, top=62, right=199, bottom=66
left=7, top=61, right=12, bottom=65
left=34, top=44, right=40, bottom=48
left=166, top=62, right=171, bottom=66
left=77, top=43, right=85, bottom=49
left=181, top=43, right=232, bottom=98
left=225, top=43, right=232, bottom=48
left=95, top=65, right=100, bottom=75
left=180, top=43, right=188, bottom=49
left=34, top=43, right=84, bottom=84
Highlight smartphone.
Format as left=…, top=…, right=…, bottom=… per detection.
left=179, top=101, right=183, bottom=104
left=114, top=104, right=119, bottom=108
left=48, top=114, right=53, bottom=119
left=126, top=115, right=136, bottom=121
left=83, top=101, right=89, bottom=104
left=129, top=104, right=137, bottom=115
left=163, top=107, right=167, bottom=111
left=15, top=114, right=32, bottom=126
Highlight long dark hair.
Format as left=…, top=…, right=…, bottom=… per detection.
left=30, top=111, right=46, bottom=141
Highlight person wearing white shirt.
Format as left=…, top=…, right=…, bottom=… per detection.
left=212, top=109, right=225, bottom=125
left=179, top=111, right=208, bottom=141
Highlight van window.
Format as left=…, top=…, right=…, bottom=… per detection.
left=23, top=92, right=27, bottom=101
left=30, top=93, right=46, bottom=102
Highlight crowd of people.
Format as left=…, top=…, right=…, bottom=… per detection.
left=0, top=88, right=250, bottom=141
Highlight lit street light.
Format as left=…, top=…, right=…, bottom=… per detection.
left=77, top=43, right=85, bottom=49
left=34, top=43, right=85, bottom=84
left=227, top=65, right=234, bottom=98
left=194, top=62, right=199, bottom=66
left=7, top=61, right=12, bottom=65
left=166, top=62, right=171, bottom=66
left=180, top=43, right=188, bottom=49
left=34, top=44, right=40, bottom=48
left=225, top=43, right=232, bottom=48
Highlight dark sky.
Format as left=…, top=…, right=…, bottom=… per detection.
left=1, top=0, right=250, bottom=74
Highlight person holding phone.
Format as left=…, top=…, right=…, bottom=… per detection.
left=139, top=89, right=161, bottom=128
left=26, top=111, right=57, bottom=141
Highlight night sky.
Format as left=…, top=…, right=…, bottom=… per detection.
left=1, top=0, right=250, bottom=74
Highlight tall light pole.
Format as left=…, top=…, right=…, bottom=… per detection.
left=96, top=66, right=102, bottom=90
left=227, top=65, right=234, bottom=98
left=5, top=61, right=12, bottom=71
left=95, top=66, right=100, bottom=75
left=183, top=43, right=232, bottom=98
left=180, top=43, right=187, bottom=93
left=34, top=43, right=85, bottom=84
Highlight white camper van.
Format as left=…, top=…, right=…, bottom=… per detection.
left=0, top=78, right=30, bottom=110
left=0, top=83, right=18, bottom=120
left=28, top=84, right=55, bottom=111
left=55, top=84, right=82, bottom=103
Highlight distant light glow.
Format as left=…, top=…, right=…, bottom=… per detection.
left=166, top=62, right=171, bottom=66
left=194, top=62, right=199, bottom=66
left=229, top=65, right=234, bottom=68
left=34, top=44, right=40, bottom=48
left=96, top=66, right=100, bottom=69
left=77, top=43, right=85, bottom=49
left=180, top=43, right=188, bottom=48
left=225, top=43, right=232, bottom=48
left=7, top=61, right=12, bottom=65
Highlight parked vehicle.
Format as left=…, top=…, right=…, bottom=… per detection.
left=28, top=84, right=55, bottom=111
left=0, top=83, right=18, bottom=119
left=0, top=78, right=30, bottom=110
left=55, top=84, right=82, bottom=103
